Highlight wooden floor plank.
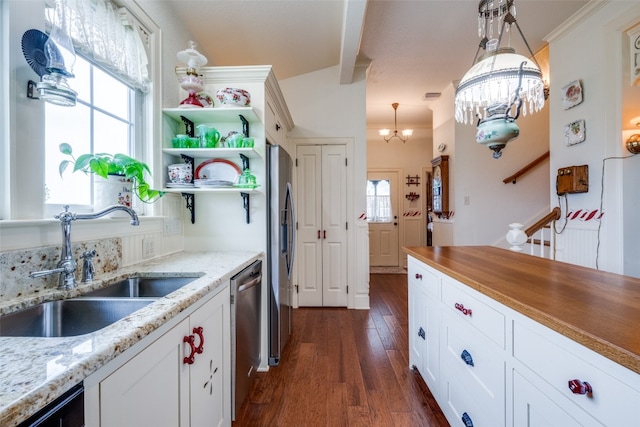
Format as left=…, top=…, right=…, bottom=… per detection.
left=233, top=273, right=449, bottom=427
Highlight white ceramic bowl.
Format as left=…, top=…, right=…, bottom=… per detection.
left=215, top=88, right=251, bottom=107
left=168, top=163, right=193, bottom=184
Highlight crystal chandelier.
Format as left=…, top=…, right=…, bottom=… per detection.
left=454, top=0, right=546, bottom=158
left=379, top=103, right=413, bottom=143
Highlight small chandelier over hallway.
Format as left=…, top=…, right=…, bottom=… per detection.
left=379, top=103, right=413, bottom=143
left=454, top=0, right=546, bottom=159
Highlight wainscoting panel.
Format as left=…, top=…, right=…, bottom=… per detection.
left=554, top=224, right=599, bottom=269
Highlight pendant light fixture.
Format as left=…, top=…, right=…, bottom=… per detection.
left=454, top=0, right=546, bottom=158
left=379, top=103, right=413, bottom=143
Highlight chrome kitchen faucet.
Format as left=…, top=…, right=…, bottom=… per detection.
left=30, top=205, right=139, bottom=290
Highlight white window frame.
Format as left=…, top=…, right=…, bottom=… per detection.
left=2, top=0, right=159, bottom=221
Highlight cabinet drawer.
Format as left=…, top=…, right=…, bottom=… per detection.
left=408, top=257, right=440, bottom=299
left=513, top=370, right=600, bottom=427
left=513, top=320, right=640, bottom=426
left=441, top=278, right=505, bottom=348
left=441, top=308, right=505, bottom=411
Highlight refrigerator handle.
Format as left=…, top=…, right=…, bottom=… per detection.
left=285, top=182, right=296, bottom=279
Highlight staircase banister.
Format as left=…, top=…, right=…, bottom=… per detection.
left=503, top=151, right=550, bottom=184
left=525, top=207, right=561, bottom=237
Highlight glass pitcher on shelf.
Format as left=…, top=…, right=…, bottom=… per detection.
left=196, top=124, right=221, bottom=148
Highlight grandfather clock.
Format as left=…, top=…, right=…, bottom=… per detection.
left=430, top=155, right=449, bottom=218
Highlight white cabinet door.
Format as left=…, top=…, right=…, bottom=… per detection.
left=100, top=318, right=190, bottom=427
left=408, top=257, right=440, bottom=394
left=98, top=288, right=231, bottom=427
left=189, top=286, right=231, bottom=427
left=408, top=278, right=424, bottom=371
left=296, top=145, right=347, bottom=307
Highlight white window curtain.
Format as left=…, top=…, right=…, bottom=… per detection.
left=45, top=0, right=151, bottom=92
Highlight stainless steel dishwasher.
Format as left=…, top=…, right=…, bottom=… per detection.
left=230, top=259, right=262, bottom=420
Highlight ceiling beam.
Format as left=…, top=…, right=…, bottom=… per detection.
left=339, top=0, right=367, bottom=84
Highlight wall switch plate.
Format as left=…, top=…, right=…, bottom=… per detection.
left=142, top=238, right=155, bottom=258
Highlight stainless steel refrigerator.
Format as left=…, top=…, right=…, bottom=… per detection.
left=267, top=144, right=295, bottom=366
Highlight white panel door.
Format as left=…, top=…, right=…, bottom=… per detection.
left=321, top=145, right=347, bottom=306
left=367, top=171, right=400, bottom=266
left=296, top=145, right=324, bottom=306
left=296, top=145, right=348, bottom=307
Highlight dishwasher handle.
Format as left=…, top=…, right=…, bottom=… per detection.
left=237, top=275, right=261, bottom=292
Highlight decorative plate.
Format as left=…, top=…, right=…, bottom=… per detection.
left=21, top=29, right=62, bottom=77
left=195, top=159, right=241, bottom=183
left=564, top=119, right=586, bottom=146
left=561, top=80, right=583, bottom=110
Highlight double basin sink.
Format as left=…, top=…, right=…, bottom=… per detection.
left=0, top=276, right=197, bottom=338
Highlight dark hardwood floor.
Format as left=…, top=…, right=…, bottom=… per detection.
left=233, top=273, right=449, bottom=426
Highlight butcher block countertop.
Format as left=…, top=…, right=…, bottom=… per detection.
left=404, top=246, right=640, bottom=375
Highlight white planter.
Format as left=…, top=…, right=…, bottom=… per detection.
left=94, top=175, right=133, bottom=217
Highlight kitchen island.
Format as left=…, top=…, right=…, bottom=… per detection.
left=405, top=245, right=640, bottom=426
left=0, top=251, right=262, bottom=427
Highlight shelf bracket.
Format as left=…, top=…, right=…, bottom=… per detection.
left=181, top=193, right=195, bottom=224
left=240, top=153, right=249, bottom=171
left=180, top=154, right=195, bottom=175
left=240, top=192, right=250, bottom=224
left=180, top=115, right=195, bottom=137
left=239, top=114, right=249, bottom=137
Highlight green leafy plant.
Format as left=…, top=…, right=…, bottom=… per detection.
left=58, top=143, right=164, bottom=203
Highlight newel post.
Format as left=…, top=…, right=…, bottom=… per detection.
left=506, top=223, right=527, bottom=252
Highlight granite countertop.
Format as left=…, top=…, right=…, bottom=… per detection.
left=404, top=246, right=640, bottom=376
left=0, top=250, right=262, bottom=427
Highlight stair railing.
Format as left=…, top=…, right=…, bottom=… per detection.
left=503, top=151, right=550, bottom=184
left=507, top=207, right=561, bottom=259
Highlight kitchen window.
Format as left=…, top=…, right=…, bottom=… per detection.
left=42, top=0, right=151, bottom=216
left=366, top=179, right=392, bottom=222
left=44, top=55, right=138, bottom=214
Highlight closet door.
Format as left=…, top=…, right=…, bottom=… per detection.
left=296, top=145, right=347, bottom=307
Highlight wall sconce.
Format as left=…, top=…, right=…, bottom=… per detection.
left=22, top=0, right=77, bottom=106
left=627, top=134, right=640, bottom=154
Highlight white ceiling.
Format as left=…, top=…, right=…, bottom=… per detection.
left=161, top=0, right=590, bottom=129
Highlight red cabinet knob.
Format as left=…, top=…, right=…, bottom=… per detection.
left=193, top=326, right=204, bottom=354
left=183, top=334, right=196, bottom=365
left=455, top=302, right=472, bottom=316
left=568, top=379, right=593, bottom=397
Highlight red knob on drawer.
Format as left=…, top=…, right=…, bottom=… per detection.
left=455, top=302, right=472, bottom=316
left=568, top=379, right=593, bottom=397
left=415, top=273, right=422, bottom=280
